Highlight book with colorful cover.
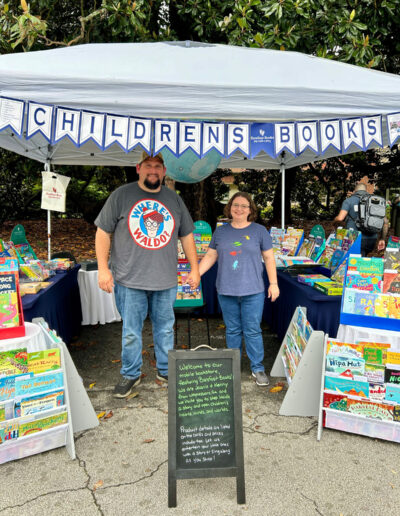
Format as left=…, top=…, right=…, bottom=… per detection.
left=0, top=402, right=5, bottom=421
left=385, top=366, right=400, bottom=385
left=394, top=406, right=400, bottom=422
left=364, top=362, right=385, bottom=384
left=14, top=389, right=64, bottom=418
left=317, top=246, right=335, bottom=267
left=323, top=391, right=348, bottom=411
left=326, top=339, right=364, bottom=358
left=346, top=398, right=394, bottom=421
left=0, top=420, right=19, bottom=444
left=297, top=274, right=330, bottom=286
left=27, top=349, right=61, bottom=374
left=18, top=411, right=68, bottom=437
left=15, top=371, right=63, bottom=397
left=324, top=374, right=369, bottom=398
left=325, top=354, right=365, bottom=376
left=386, top=351, right=400, bottom=366
left=0, top=271, right=20, bottom=329
left=310, top=236, right=325, bottom=261
left=347, top=256, right=384, bottom=274
left=383, top=248, right=400, bottom=271
left=0, top=374, right=23, bottom=402
left=330, top=249, right=345, bottom=269
left=0, top=348, right=28, bottom=377
left=313, top=280, right=343, bottom=296
left=345, top=272, right=382, bottom=293
left=270, top=227, right=285, bottom=247
left=387, top=236, right=400, bottom=249
left=304, top=321, right=313, bottom=341
left=331, top=260, right=347, bottom=284
left=363, top=346, right=384, bottom=365
left=369, top=383, right=386, bottom=401
left=388, top=295, right=400, bottom=319
left=384, top=383, right=400, bottom=404
left=342, top=289, right=357, bottom=314
left=353, top=291, right=376, bottom=316
left=383, top=271, right=400, bottom=294
left=375, top=294, right=391, bottom=318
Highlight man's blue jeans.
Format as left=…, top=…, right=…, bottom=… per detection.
left=114, top=283, right=177, bottom=379
left=217, top=291, right=265, bottom=373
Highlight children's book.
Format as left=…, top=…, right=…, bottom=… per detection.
left=387, top=351, right=400, bottom=366
left=346, top=398, right=394, bottom=421
left=18, top=411, right=68, bottom=437
left=364, top=363, right=385, bottom=384
left=0, top=272, right=20, bottom=328
left=297, top=274, right=330, bottom=286
left=304, top=321, right=313, bottom=342
left=385, top=366, right=400, bottom=385
left=14, top=389, right=64, bottom=418
left=363, top=346, right=384, bottom=365
left=0, top=348, right=28, bottom=377
left=369, top=383, right=386, bottom=401
left=375, top=294, right=391, bottom=318
left=388, top=295, right=400, bottom=319
left=383, top=248, right=400, bottom=271
left=384, top=383, right=400, bottom=404
left=15, top=371, right=63, bottom=397
left=326, top=339, right=364, bottom=358
left=345, top=272, right=382, bottom=293
left=325, top=354, right=365, bottom=376
left=27, top=349, right=61, bottom=374
left=0, top=420, right=19, bottom=444
left=387, top=236, right=400, bottom=249
left=331, top=260, right=347, bottom=284
left=323, top=391, right=347, bottom=411
left=394, top=406, right=400, bottom=422
left=353, top=291, right=376, bottom=316
left=0, top=402, right=5, bottom=421
left=324, top=374, right=369, bottom=398
left=347, top=256, right=384, bottom=275
left=342, top=289, right=357, bottom=314
left=383, top=271, right=400, bottom=294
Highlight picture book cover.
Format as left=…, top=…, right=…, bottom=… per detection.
left=363, top=346, right=384, bottom=365
left=15, top=371, right=63, bottom=397
left=342, top=289, right=356, bottom=314
left=14, top=389, right=64, bottom=418
left=330, top=249, right=345, bottom=269
left=386, top=351, right=400, bottom=366
left=347, top=256, right=384, bottom=274
left=0, top=348, right=28, bottom=377
left=27, top=349, right=61, bottom=375
left=0, top=291, right=20, bottom=328
left=387, top=236, right=400, bottom=249
left=345, top=272, right=383, bottom=293
left=0, top=420, right=19, bottom=444
left=304, top=321, right=313, bottom=342
left=353, top=291, right=376, bottom=316
left=384, top=383, right=400, bottom=404
left=323, top=391, right=347, bottom=411
left=310, top=236, right=325, bottom=261
left=383, top=271, right=400, bottom=294
left=18, top=411, right=68, bottom=437
left=317, top=246, right=335, bottom=267
left=369, top=383, right=386, bottom=401
left=384, top=247, right=400, bottom=270
left=324, top=374, right=369, bottom=398
left=346, top=398, right=394, bottom=421
left=388, top=295, right=400, bottom=319
left=364, top=363, right=385, bottom=384
left=296, top=308, right=307, bottom=334
left=325, top=354, right=365, bottom=376
left=385, top=366, right=400, bottom=385
left=331, top=261, right=347, bottom=284
left=0, top=375, right=17, bottom=402
left=394, top=405, right=400, bottom=422
left=297, top=274, right=330, bottom=286
left=326, top=339, right=364, bottom=358
left=375, top=294, right=391, bottom=318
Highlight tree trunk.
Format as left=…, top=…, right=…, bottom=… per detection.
left=177, top=177, right=220, bottom=228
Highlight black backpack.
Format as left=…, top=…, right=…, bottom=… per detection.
left=353, top=192, right=386, bottom=235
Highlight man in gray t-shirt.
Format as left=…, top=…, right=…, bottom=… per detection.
left=95, top=151, right=200, bottom=398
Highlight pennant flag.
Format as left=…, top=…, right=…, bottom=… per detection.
left=0, top=97, right=24, bottom=136
left=341, top=118, right=363, bottom=151
left=79, top=111, right=105, bottom=148
left=320, top=120, right=341, bottom=153
left=387, top=113, right=400, bottom=147
left=250, top=123, right=275, bottom=158
left=296, top=121, right=319, bottom=154
left=275, top=123, right=296, bottom=156
left=227, top=123, right=250, bottom=157
left=179, top=121, right=202, bottom=157
left=54, top=107, right=81, bottom=145
left=362, top=115, right=382, bottom=149
left=202, top=122, right=225, bottom=157
left=27, top=102, right=54, bottom=142
left=104, top=114, right=129, bottom=151
left=128, top=118, right=151, bottom=153
left=154, top=120, right=178, bottom=155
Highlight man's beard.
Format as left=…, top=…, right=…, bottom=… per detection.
left=144, top=178, right=161, bottom=190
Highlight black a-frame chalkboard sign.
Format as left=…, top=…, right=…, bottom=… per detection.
left=168, top=347, right=245, bottom=507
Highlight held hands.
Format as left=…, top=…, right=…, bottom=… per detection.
left=98, top=268, right=114, bottom=293
left=268, top=284, right=280, bottom=302
left=185, top=270, right=201, bottom=290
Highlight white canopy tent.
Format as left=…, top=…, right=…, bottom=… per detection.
left=1, top=40, right=400, bottom=228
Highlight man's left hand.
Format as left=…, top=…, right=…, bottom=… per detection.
left=186, top=271, right=200, bottom=290
left=377, top=239, right=386, bottom=251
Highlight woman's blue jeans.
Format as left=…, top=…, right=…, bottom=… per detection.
left=217, top=291, right=265, bottom=373
left=114, top=283, right=177, bottom=379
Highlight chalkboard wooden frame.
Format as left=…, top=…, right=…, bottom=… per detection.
left=168, top=348, right=245, bottom=507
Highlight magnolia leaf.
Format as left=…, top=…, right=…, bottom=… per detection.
left=270, top=385, right=283, bottom=393
left=97, top=411, right=106, bottom=419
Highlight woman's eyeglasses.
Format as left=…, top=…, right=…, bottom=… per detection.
left=232, top=203, right=250, bottom=209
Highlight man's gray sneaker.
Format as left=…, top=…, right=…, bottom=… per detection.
left=113, top=376, right=141, bottom=398
left=252, top=371, right=270, bottom=386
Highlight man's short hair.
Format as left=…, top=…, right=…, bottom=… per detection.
left=354, top=182, right=367, bottom=192
left=138, top=151, right=164, bottom=166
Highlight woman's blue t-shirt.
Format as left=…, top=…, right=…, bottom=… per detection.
left=209, top=222, right=272, bottom=296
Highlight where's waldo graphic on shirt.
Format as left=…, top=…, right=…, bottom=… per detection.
left=128, top=199, right=176, bottom=250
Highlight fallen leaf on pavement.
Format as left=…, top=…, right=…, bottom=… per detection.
left=180, top=344, right=188, bottom=349
left=103, top=410, right=113, bottom=419
left=89, top=382, right=96, bottom=389
left=126, top=391, right=139, bottom=400
left=143, top=438, right=155, bottom=443
left=255, top=425, right=260, bottom=429
left=155, top=378, right=167, bottom=387
left=217, top=324, right=225, bottom=329
left=269, top=385, right=283, bottom=393
left=148, top=342, right=154, bottom=348
left=142, top=350, right=149, bottom=356
left=111, top=359, right=121, bottom=363
left=97, top=411, right=106, bottom=419
left=93, top=480, right=103, bottom=491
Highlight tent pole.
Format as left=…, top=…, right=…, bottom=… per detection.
left=280, top=162, right=285, bottom=230
left=44, top=162, right=51, bottom=260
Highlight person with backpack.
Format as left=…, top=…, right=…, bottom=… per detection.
left=334, top=183, right=388, bottom=256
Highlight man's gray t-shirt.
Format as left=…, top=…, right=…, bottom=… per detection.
left=209, top=222, right=272, bottom=296
left=95, top=183, right=194, bottom=290
left=341, top=194, right=362, bottom=231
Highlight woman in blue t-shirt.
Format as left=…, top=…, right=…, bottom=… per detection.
left=197, top=192, right=279, bottom=386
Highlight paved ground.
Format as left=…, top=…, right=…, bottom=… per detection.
left=1, top=316, right=400, bottom=515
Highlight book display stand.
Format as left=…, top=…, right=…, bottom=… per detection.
left=317, top=336, right=400, bottom=443
left=270, top=306, right=325, bottom=416
left=0, top=318, right=98, bottom=464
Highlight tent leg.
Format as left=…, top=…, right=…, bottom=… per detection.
left=47, top=210, right=51, bottom=260
left=280, top=163, right=285, bottom=230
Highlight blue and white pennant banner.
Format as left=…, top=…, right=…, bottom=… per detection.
left=0, top=95, right=396, bottom=160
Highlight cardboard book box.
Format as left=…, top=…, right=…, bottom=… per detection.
left=313, top=280, right=343, bottom=296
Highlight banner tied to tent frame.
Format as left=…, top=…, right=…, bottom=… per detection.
left=1, top=96, right=400, bottom=160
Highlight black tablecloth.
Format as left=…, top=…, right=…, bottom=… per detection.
left=22, top=265, right=82, bottom=344
left=263, top=269, right=341, bottom=340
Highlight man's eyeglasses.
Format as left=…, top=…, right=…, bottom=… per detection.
left=232, top=203, right=250, bottom=209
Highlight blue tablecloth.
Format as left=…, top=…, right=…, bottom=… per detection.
left=22, top=265, right=82, bottom=344
left=263, top=269, right=341, bottom=340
